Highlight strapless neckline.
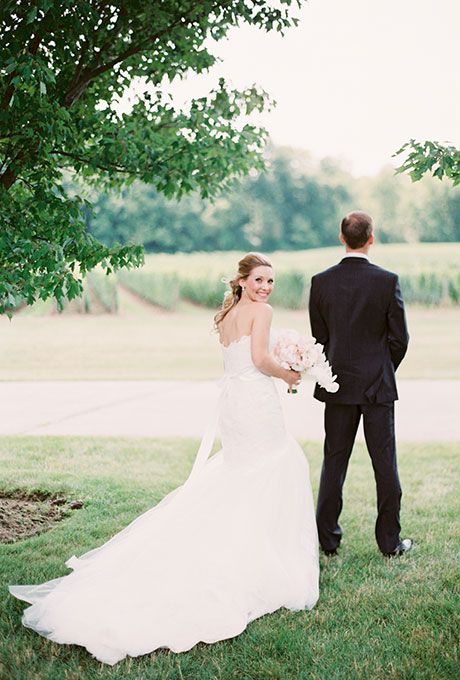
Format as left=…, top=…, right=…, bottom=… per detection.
left=220, top=334, right=251, bottom=350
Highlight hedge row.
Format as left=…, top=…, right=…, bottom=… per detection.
left=118, top=268, right=460, bottom=310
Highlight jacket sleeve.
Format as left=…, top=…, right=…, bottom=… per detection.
left=308, top=276, right=329, bottom=345
left=387, top=276, right=409, bottom=370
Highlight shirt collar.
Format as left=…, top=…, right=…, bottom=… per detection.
left=342, top=252, right=369, bottom=261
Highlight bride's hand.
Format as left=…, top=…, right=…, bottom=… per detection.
left=283, top=369, right=301, bottom=390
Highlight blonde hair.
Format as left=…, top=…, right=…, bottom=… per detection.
left=214, top=252, right=273, bottom=329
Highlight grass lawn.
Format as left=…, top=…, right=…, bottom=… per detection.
left=1, top=294, right=459, bottom=381
left=1, top=436, right=459, bottom=679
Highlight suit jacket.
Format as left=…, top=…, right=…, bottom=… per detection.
left=308, top=257, right=409, bottom=404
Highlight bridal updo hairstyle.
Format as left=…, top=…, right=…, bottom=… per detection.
left=341, top=211, right=373, bottom=249
left=214, top=252, right=273, bottom=329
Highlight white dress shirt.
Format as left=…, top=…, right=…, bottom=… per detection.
left=342, top=252, right=369, bottom=260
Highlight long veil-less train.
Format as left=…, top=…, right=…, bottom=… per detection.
left=9, top=335, right=319, bottom=665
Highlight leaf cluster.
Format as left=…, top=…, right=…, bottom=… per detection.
left=395, top=140, right=460, bottom=185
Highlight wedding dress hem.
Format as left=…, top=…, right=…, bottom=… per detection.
left=11, top=590, right=317, bottom=666
left=9, top=333, right=319, bottom=666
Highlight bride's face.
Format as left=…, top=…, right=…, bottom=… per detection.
left=241, top=265, right=274, bottom=302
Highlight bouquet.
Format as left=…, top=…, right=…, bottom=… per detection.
left=273, top=329, right=339, bottom=394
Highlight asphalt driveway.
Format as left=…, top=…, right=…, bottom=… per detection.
left=1, top=380, right=459, bottom=442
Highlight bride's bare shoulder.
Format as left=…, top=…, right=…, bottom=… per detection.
left=252, top=302, right=273, bottom=319
left=249, top=303, right=273, bottom=333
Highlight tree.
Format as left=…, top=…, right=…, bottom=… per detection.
left=245, top=148, right=350, bottom=250
left=0, top=0, right=303, bottom=314
left=85, top=145, right=352, bottom=252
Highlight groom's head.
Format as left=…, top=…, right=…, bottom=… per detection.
left=340, top=211, right=374, bottom=251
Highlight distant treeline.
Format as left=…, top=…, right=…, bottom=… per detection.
left=84, top=146, right=460, bottom=252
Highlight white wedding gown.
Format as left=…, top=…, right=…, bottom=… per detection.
left=9, top=334, right=319, bottom=665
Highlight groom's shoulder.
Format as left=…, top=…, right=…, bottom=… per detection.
left=368, top=262, right=399, bottom=282
left=311, top=261, right=399, bottom=286
left=311, top=263, right=341, bottom=282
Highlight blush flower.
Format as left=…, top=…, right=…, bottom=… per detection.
left=273, top=329, right=339, bottom=394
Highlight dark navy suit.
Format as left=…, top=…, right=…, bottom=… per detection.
left=309, top=255, right=409, bottom=553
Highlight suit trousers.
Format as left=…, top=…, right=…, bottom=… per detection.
left=316, top=402, right=402, bottom=554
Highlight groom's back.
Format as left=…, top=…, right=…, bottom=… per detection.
left=309, top=258, right=406, bottom=404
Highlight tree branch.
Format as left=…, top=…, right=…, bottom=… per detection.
left=67, top=41, right=90, bottom=95
left=62, top=1, right=226, bottom=108
left=66, top=2, right=122, bottom=95
left=51, top=149, right=141, bottom=176
left=95, top=5, right=128, bottom=61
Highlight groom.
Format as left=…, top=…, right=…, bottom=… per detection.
left=309, top=211, right=412, bottom=557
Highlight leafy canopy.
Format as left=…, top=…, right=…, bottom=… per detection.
left=0, top=0, right=302, bottom=314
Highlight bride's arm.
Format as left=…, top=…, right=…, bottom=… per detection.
left=250, top=304, right=300, bottom=388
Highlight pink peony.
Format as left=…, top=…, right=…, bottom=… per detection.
left=273, top=329, right=339, bottom=393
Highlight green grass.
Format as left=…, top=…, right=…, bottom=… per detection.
left=1, top=437, right=459, bottom=679
left=1, top=295, right=459, bottom=380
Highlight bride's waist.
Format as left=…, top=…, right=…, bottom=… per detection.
left=221, top=368, right=268, bottom=382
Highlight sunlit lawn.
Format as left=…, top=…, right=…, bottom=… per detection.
left=1, top=292, right=459, bottom=380
left=1, top=436, right=459, bottom=679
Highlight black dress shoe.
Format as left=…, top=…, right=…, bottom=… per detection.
left=383, top=538, right=413, bottom=558
left=322, top=547, right=338, bottom=557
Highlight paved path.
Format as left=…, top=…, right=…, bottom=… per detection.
left=1, top=380, right=459, bottom=441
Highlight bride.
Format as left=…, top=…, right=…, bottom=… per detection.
left=9, top=252, right=320, bottom=666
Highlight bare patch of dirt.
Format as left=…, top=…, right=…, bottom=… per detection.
left=0, top=491, right=84, bottom=543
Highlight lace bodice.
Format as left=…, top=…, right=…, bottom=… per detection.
left=221, top=335, right=262, bottom=379
left=221, top=332, right=278, bottom=379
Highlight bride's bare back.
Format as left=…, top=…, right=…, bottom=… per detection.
left=217, top=261, right=299, bottom=389
left=218, top=303, right=257, bottom=347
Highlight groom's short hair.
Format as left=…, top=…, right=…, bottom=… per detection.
left=341, top=211, right=373, bottom=249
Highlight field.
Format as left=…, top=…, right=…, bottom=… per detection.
left=126, top=243, right=460, bottom=310
left=141, top=242, right=460, bottom=278
left=1, top=243, right=459, bottom=381
left=0, top=293, right=459, bottom=381
left=1, top=436, right=459, bottom=679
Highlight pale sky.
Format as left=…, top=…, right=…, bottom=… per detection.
left=168, top=0, right=459, bottom=176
